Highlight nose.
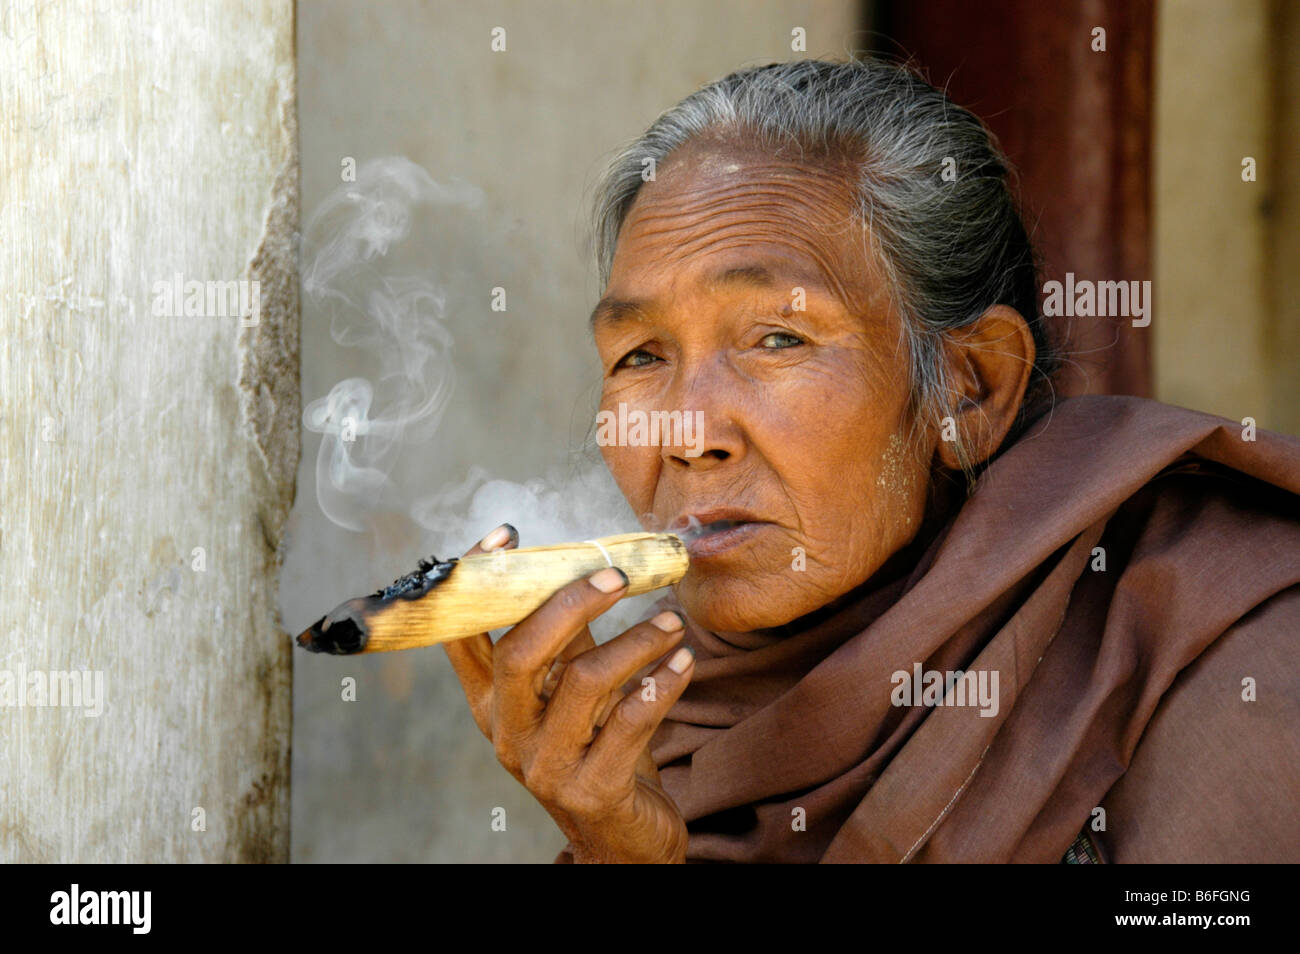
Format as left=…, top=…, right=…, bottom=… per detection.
left=659, top=355, right=746, bottom=471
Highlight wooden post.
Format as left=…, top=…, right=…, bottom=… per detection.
left=0, top=1, right=298, bottom=861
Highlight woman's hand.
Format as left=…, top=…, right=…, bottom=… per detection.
left=441, top=523, right=696, bottom=863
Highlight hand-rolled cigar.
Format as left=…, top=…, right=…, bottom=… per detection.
left=295, top=531, right=689, bottom=655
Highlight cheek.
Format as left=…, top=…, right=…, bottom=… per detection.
left=598, top=439, right=659, bottom=523
left=762, top=350, right=907, bottom=506
left=755, top=352, right=926, bottom=579
left=825, top=409, right=925, bottom=545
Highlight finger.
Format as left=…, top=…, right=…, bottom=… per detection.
left=540, top=624, right=597, bottom=701
left=634, top=741, right=662, bottom=785
left=537, top=611, right=687, bottom=759
left=492, top=566, right=629, bottom=741
left=441, top=523, right=517, bottom=734
left=582, top=642, right=695, bottom=783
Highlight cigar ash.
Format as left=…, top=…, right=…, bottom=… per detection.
left=298, top=555, right=459, bottom=654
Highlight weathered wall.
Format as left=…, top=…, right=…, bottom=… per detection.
left=286, top=0, right=861, bottom=863
left=0, top=0, right=297, bottom=861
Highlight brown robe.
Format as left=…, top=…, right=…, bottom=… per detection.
left=564, top=395, right=1300, bottom=863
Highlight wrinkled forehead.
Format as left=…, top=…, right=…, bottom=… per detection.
left=610, top=136, right=881, bottom=313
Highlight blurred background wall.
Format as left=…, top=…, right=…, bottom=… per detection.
left=285, top=0, right=862, bottom=863
left=285, top=0, right=1297, bottom=862
left=1151, top=0, right=1298, bottom=437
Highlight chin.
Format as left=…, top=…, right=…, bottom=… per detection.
left=675, top=571, right=814, bottom=634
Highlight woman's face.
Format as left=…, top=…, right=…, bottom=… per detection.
left=592, top=137, right=933, bottom=633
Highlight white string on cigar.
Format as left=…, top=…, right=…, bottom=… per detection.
left=585, top=539, right=614, bottom=567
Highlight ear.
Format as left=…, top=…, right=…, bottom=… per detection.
left=933, top=305, right=1036, bottom=470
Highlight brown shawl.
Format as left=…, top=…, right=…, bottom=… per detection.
left=640, top=396, right=1300, bottom=863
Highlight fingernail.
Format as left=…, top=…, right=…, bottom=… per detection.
left=667, top=646, right=695, bottom=674
left=650, top=611, right=685, bottom=632
left=589, top=567, right=629, bottom=593
left=480, top=524, right=514, bottom=551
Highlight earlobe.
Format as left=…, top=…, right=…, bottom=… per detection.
left=932, top=305, right=1035, bottom=472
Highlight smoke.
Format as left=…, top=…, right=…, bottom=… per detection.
left=301, top=158, right=477, bottom=531
left=300, top=157, right=661, bottom=637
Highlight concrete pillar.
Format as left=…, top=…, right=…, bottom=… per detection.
left=0, top=0, right=298, bottom=861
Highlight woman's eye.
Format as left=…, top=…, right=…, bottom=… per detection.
left=615, top=349, right=660, bottom=369
left=760, top=331, right=803, bottom=349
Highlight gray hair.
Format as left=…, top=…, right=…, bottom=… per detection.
left=590, top=57, right=1056, bottom=474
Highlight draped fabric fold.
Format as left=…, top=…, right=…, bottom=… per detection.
left=644, top=396, right=1300, bottom=863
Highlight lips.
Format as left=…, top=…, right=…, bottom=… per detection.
left=668, top=508, right=770, bottom=558
left=697, top=519, right=743, bottom=533
left=677, top=508, right=763, bottom=529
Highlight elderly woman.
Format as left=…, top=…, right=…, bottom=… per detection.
left=442, top=58, right=1300, bottom=863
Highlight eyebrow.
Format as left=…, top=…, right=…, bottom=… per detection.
left=589, top=264, right=818, bottom=332
left=706, top=264, right=779, bottom=290
left=588, top=297, right=651, bottom=333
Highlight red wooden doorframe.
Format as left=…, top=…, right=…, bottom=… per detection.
left=874, top=0, right=1155, bottom=398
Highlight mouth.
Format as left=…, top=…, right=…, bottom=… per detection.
left=669, top=510, right=769, bottom=559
